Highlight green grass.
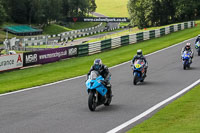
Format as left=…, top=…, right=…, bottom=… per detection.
left=96, top=0, right=129, bottom=17
left=0, top=23, right=199, bottom=94
left=119, top=22, right=130, bottom=27
left=127, top=84, right=200, bottom=133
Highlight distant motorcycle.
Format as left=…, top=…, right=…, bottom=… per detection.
left=132, top=59, right=146, bottom=85
left=86, top=71, right=112, bottom=111
left=195, top=41, right=200, bottom=56
left=182, top=51, right=192, bottom=70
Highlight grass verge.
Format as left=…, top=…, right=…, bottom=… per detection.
left=0, top=24, right=199, bottom=94
left=95, top=0, right=129, bottom=17
left=127, top=84, right=200, bottom=133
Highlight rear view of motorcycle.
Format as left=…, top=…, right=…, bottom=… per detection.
left=86, top=71, right=112, bottom=111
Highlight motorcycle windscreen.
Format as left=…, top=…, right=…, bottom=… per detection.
left=134, top=59, right=144, bottom=71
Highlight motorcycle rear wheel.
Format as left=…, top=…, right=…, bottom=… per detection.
left=88, top=92, right=97, bottom=111
left=198, top=49, right=200, bottom=56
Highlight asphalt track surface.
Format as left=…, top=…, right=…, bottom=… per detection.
left=0, top=38, right=200, bottom=133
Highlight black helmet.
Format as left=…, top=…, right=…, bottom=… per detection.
left=94, top=59, right=102, bottom=70
left=137, top=49, right=142, bottom=57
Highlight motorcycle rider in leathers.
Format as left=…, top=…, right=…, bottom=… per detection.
left=87, top=59, right=112, bottom=98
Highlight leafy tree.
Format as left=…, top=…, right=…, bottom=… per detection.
left=0, top=0, right=6, bottom=25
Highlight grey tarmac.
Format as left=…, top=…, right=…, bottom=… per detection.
left=0, top=38, right=199, bottom=133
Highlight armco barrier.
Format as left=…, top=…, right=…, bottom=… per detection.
left=184, top=22, right=188, bottom=29
left=101, top=39, right=111, bottom=51
left=136, top=32, right=143, bottom=42
left=160, top=28, right=165, bottom=36
left=178, top=24, right=181, bottom=30
left=121, top=35, right=129, bottom=45
left=129, top=34, right=137, bottom=44
left=79, top=21, right=194, bottom=57
left=170, top=25, right=174, bottom=33
left=89, top=41, right=101, bottom=55
left=165, top=26, right=170, bottom=35
left=111, top=37, right=121, bottom=49
left=78, top=44, right=88, bottom=56
left=149, top=30, right=155, bottom=39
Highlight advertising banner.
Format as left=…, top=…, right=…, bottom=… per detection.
left=66, top=17, right=130, bottom=22
left=23, top=52, right=38, bottom=66
left=0, top=54, right=23, bottom=72
left=23, top=46, right=78, bottom=66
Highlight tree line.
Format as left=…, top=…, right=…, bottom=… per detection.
left=0, top=0, right=96, bottom=26
left=128, top=0, right=200, bottom=29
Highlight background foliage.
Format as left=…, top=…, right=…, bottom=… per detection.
left=0, top=0, right=97, bottom=26
left=128, top=0, right=200, bottom=29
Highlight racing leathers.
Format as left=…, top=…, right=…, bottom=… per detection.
left=132, top=55, right=148, bottom=77
left=181, top=46, right=194, bottom=63
left=87, top=64, right=112, bottom=98
left=195, top=36, right=200, bottom=44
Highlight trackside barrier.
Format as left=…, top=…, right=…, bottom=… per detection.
left=178, top=24, right=182, bottom=30
left=143, top=31, right=150, bottom=40
left=78, top=44, right=88, bottom=56
left=149, top=30, right=155, bottom=39
left=101, top=39, right=111, bottom=51
left=129, top=34, right=137, bottom=44
left=111, top=37, right=121, bottom=49
left=89, top=41, right=101, bottom=55
left=77, top=21, right=194, bottom=57
left=174, top=24, right=178, bottom=32
left=23, top=46, right=78, bottom=67
left=165, top=26, right=170, bottom=35
left=121, top=35, right=129, bottom=45
left=136, top=32, right=143, bottom=42
left=0, top=21, right=195, bottom=72
left=160, top=28, right=165, bottom=36
left=0, top=54, right=23, bottom=72
left=169, top=25, right=174, bottom=33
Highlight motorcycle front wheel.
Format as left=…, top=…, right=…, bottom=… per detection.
left=183, top=61, right=187, bottom=70
left=133, top=74, right=138, bottom=85
left=88, top=92, right=97, bottom=111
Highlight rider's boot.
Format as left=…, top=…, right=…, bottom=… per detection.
left=106, top=84, right=112, bottom=98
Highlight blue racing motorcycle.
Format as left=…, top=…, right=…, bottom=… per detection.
left=182, top=51, right=192, bottom=70
left=86, top=71, right=112, bottom=111
left=195, top=41, right=200, bottom=56
left=132, top=59, right=146, bottom=85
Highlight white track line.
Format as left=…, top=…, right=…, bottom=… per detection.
left=0, top=37, right=195, bottom=97
left=107, top=79, right=200, bottom=133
